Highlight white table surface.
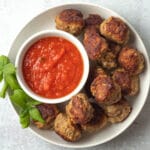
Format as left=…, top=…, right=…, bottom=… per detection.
left=0, top=0, right=150, bottom=150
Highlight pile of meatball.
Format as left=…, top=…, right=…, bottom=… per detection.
left=33, top=93, right=108, bottom=142
left=33, top=9, right=145, bottom=142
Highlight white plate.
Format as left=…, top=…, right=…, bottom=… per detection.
left=8, top=2, right=150, bottom=148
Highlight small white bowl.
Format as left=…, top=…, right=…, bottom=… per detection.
left=15, top=30, right=89, bottom=104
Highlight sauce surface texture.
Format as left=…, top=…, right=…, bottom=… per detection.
left=23, top=37, right=83, bottom=98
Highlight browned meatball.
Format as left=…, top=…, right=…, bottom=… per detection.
left=102, top=98, right=131, bottom=123
left=112, top=68, right=139, bottom=96
left=94, top=66, right=106, bottom=78
left=118, top=47, right=145, bottom=75
left=33, top=104, right=59, bottom=129
left=100, top=17, right=130, bottom=44
left=66, top=93, right=94, bottom=125
left=85, top=66, right=107, bottom=98
left=85, top=14, right=103, bottom=29
left=81, top=103, right=108, bottom=133
left=83, top=26, right=108, bottom=60
left=98, top=42, right=121, bottom=70
left=55, top=9, right=85, bottom=35
left=91, top=74, right=121, bottom=105
left=54, top=113, right=82, bottom=142
left=100, top=51, right=117, bottom=70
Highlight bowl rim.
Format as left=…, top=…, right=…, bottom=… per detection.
left=15, top=29, right=89, bottom=104
left=9, top=2, right=150, bottom=148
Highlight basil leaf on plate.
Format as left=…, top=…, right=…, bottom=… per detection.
left=3, top=63, right=16, bottom=75
left=0, top=55, right=10, bottom=70
left=19, top=109, right=30, bottom=128
left=0, top=81, right=8, bottom=98
left=4, top=74, right=20, bottom=90
left=29, top=107, right=45, bottom=123
left=0, top=70, right=3, bottom=82
left=10, top=89, right=27, bottom=109
left=26, top=99, right=41, bottom=108
left=19, top=108, right=29, bottom=117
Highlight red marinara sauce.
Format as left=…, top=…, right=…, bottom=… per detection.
left=23, top=37, right=83, bottom=98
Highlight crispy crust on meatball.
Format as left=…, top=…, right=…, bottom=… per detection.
left=100, top=17, right=130, bottom=44
left=81, top=103, right=108, bottom=133
left=94, top=67, right=107, bottom=78
left=83, top=26, right=108, bottom=60
left=55, top=9, right=85, bottom=35
left=118, top=47, right=145, bottom=75
left=85, top=14, right=103, bottom=29
left=54, top=113, right=82, bottom=142
left=112, top=68, right=139, bottom=96
left=100, top=51, right=117, bottom=70
left=85, top=66, right=107, bottom=97
left=98, top=42, right=121, bottom=70
left=34, top=104, right=59, bottom=129
left=102, top=98, right=131, bottom=123
left=91, top=74, right=121, bottom=105
left=66, top=93, right=94, bottom=125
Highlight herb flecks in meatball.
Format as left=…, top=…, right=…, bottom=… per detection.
left=55, top=9, right=85, bottom=35
left=54, top=113, right=82, bottom=142
left=113, top=68, right=139, bottom=96
left=81, top=103, right=108, bottom=133
left=83, top=26, right=108, bottom=60
left=91, top=74, right=121, bottom=105
left=102, top=98, right=131, bottom=123
left=118, top=47, right=145, bottom=75
left=100, top=17, right=130, bottom=44
left=66, top=93, right=94, bottom=125
left=85, top=14, right=103, bottom=29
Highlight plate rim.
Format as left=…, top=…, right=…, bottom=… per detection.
left=8, top=2, right=150, bottom=148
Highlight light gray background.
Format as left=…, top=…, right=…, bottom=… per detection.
left=0, top=0, right=150, bottom=150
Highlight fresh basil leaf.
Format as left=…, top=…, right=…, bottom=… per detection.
left=10, top=89, right=27, bottom=109
left=0, top=70, right=3, bottom=82
left=0, top=55, right=10, bottom=70
left=3, top=63, right=16, bottom=75
left=19, top=109, right=30, bottom=128
left=19, top=108, right=29, bottom=117
left=4, top=74, right=20, bottom=90
left=0, top=81, right=8, bottom=98
left=29, top=107, right=45, bottom=123
left=26, top=99, right=41, bottom=108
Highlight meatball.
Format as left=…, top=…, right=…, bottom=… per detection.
left=66, top=93, right=94, bottom=125
left=81, top=103, right=108, bottom=133
left=33, top=104, right=59, bottom=129
left=98, top=42, right=121, bottom=70
left=55, top=9, right=85, bottom=35
left=100, top=17, right=130, bottom=44
left=83, top=26, right=108, bottom=60
left=85, top=67, right=107, bottom=97
left=94, top=66, right=106, bottom=78
left=102, top=98, right=131, bottom=123
left=54, top=113, right=82, bottom=142
left=99, top=51, right=117, bottom=70
left=91, top=73, right=121, bottom=105
left=112, top=68, right=139, bottom=96
left=85, top=14, right=103, bottom=29
left=118, top=47, right=145, bottom=75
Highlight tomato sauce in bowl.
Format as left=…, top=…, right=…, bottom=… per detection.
left=22, top=37, right=83, bottom=99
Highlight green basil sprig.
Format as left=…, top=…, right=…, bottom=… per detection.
left=0, top=55, right=45, bottom=128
